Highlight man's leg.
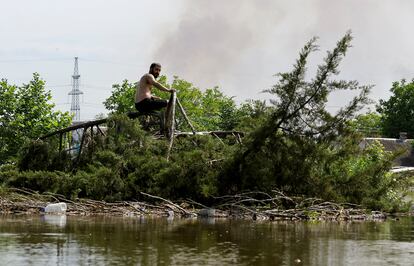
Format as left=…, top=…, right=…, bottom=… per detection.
left=149, top=98, right=168, bottom=132
left=149, top=98, right=168, bottom=111
left=138, top=98, right=167, bottom=133
left=136, top=98, right=167, bottom=112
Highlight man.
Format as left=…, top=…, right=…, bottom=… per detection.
left=135, top=63, right=175, bottom=113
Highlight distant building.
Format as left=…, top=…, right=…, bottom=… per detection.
left=360, top=132, right=414, bottom=168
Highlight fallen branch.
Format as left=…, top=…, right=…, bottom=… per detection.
left=0, top=188, right=386, bottom=221
left=140, top=192, right=195, bottom=216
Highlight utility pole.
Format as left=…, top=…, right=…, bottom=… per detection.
left=68, top=57, right=83, bottom=121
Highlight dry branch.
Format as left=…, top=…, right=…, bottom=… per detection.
left=176, top=97, right=196, bottom=134
left=140, top=192, right=194, bottom=216
left=0, top=188, right=383, bottom=221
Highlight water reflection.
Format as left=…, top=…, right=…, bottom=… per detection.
left=41, top=215, right=67, bottom=227
left=0, top=215, right=412, bottom=265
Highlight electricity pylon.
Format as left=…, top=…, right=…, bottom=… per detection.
left=68, top=57, right=83, bottom=121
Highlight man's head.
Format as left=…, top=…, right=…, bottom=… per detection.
left=149, top=63, right=161, bottom=78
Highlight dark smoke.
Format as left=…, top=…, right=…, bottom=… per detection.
left=152, top=0, right=284, bottom=88
left=153, top=0, right=414, bottom=106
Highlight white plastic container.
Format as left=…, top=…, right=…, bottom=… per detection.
left=44, top=202, right=67, bottom=214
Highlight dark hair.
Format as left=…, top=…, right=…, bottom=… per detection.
left=149, top=62, right=161, bottom=71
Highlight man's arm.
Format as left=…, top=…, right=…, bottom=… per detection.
left=147, top=74, right=175, bottom=93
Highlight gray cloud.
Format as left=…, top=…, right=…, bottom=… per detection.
left=153, top=0, right=414, bottom=109
left=153, top=0, right=285, bottom=89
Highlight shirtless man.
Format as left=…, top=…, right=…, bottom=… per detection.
left=135, top=63, right=175, bottom=113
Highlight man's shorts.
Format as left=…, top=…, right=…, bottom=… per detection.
left=135, top=97, right=168, bottom=113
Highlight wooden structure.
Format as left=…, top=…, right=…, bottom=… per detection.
left=39, top=92, right=244, bottom=167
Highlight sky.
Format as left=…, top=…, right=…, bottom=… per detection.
left=1, top=0, right=413, bottom=121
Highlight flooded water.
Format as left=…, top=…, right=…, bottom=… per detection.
left=0, top=215, right=412, bottom=265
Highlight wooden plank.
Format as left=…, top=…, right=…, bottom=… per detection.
left=175, top=131, right=244, bottom=137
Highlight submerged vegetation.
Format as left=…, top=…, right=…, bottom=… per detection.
left=0, top=32, right=413, bottom=214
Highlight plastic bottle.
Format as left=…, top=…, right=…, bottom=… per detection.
left=44, top=202, right=67, bottom=214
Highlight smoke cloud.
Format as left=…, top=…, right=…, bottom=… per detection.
left=152, top=0, right=285, bottom=89
left=153, top=0, right=414, bottom=107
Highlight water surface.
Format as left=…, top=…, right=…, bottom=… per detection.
left=0, top=215, right=412, bottom=265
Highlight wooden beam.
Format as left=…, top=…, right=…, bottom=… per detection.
left=176, top=97, right=196, bottom=134
left=39, top=112, right=143, bottom=140
left=96, top=125, right=105, bottom=136
left=174, top=131, right=244, bottom=138
left=40, top=118, right=108, bottom=139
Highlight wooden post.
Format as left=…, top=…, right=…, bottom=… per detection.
left=232, top=132, right=242, bottom=144
left=73, top=126, right=87, bottom=171
left=176, top=97, right=196, bottom=134
left=90, top=126, right=94, bottom=159
left=59, top=133, right=63, bottom=153
left=165, top=92, right=177, bottom=139
left=68, top=132, right=72, bottom=151
left=166, top=92, right=176, bottom=161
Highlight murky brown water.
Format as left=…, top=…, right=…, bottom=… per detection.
left=0, top=215, right=412, bottom=265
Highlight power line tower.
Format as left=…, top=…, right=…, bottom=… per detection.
left=68, top=57, right=83, bottom=121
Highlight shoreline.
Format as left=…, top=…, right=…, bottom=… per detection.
left=1, top=188, right=411, bottom=221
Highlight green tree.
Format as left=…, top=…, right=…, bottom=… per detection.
left=0, top=80, right=18, bottom=161
left=0, top=73, right=72, bottom=163
left=350, top=111, right=382, bottom=137
left=103, top=76, right=246, bottom=131
left=170, top=79, right=239, bottom=131
left=219, top=32, right=395, bottom=206
left=235, top=99, right=270, bottom=131
left=103, top=80, right=136, bottom=114
left=377, top=79, right=414, bottom=138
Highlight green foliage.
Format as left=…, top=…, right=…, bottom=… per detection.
left=327, top=140, right=407, bottom=210
left=0, top=74, right=72, bottom=163
left=18, top=140, right=51, bottom=171
left=17, top=139, right=72, bottom=172
left=103, top=80, right=136, bottom=114
left=0, top=33, right=410, bottom=212
left=350, top=112, right=382, bottom=137
left=377, top=79, right=414, bottom=138
left=153, top=136, right=234, bottom=199
left=3, top=114, right=231, bottom=202
left=235, top=100, right=270, bottom=132
left=217, top=32, right=404, bottom=211
left=103, top=75, right=253, bottom=131
left=81, top=115, right=232, bottom=201
left=2, top=170, right=68, bottom=194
